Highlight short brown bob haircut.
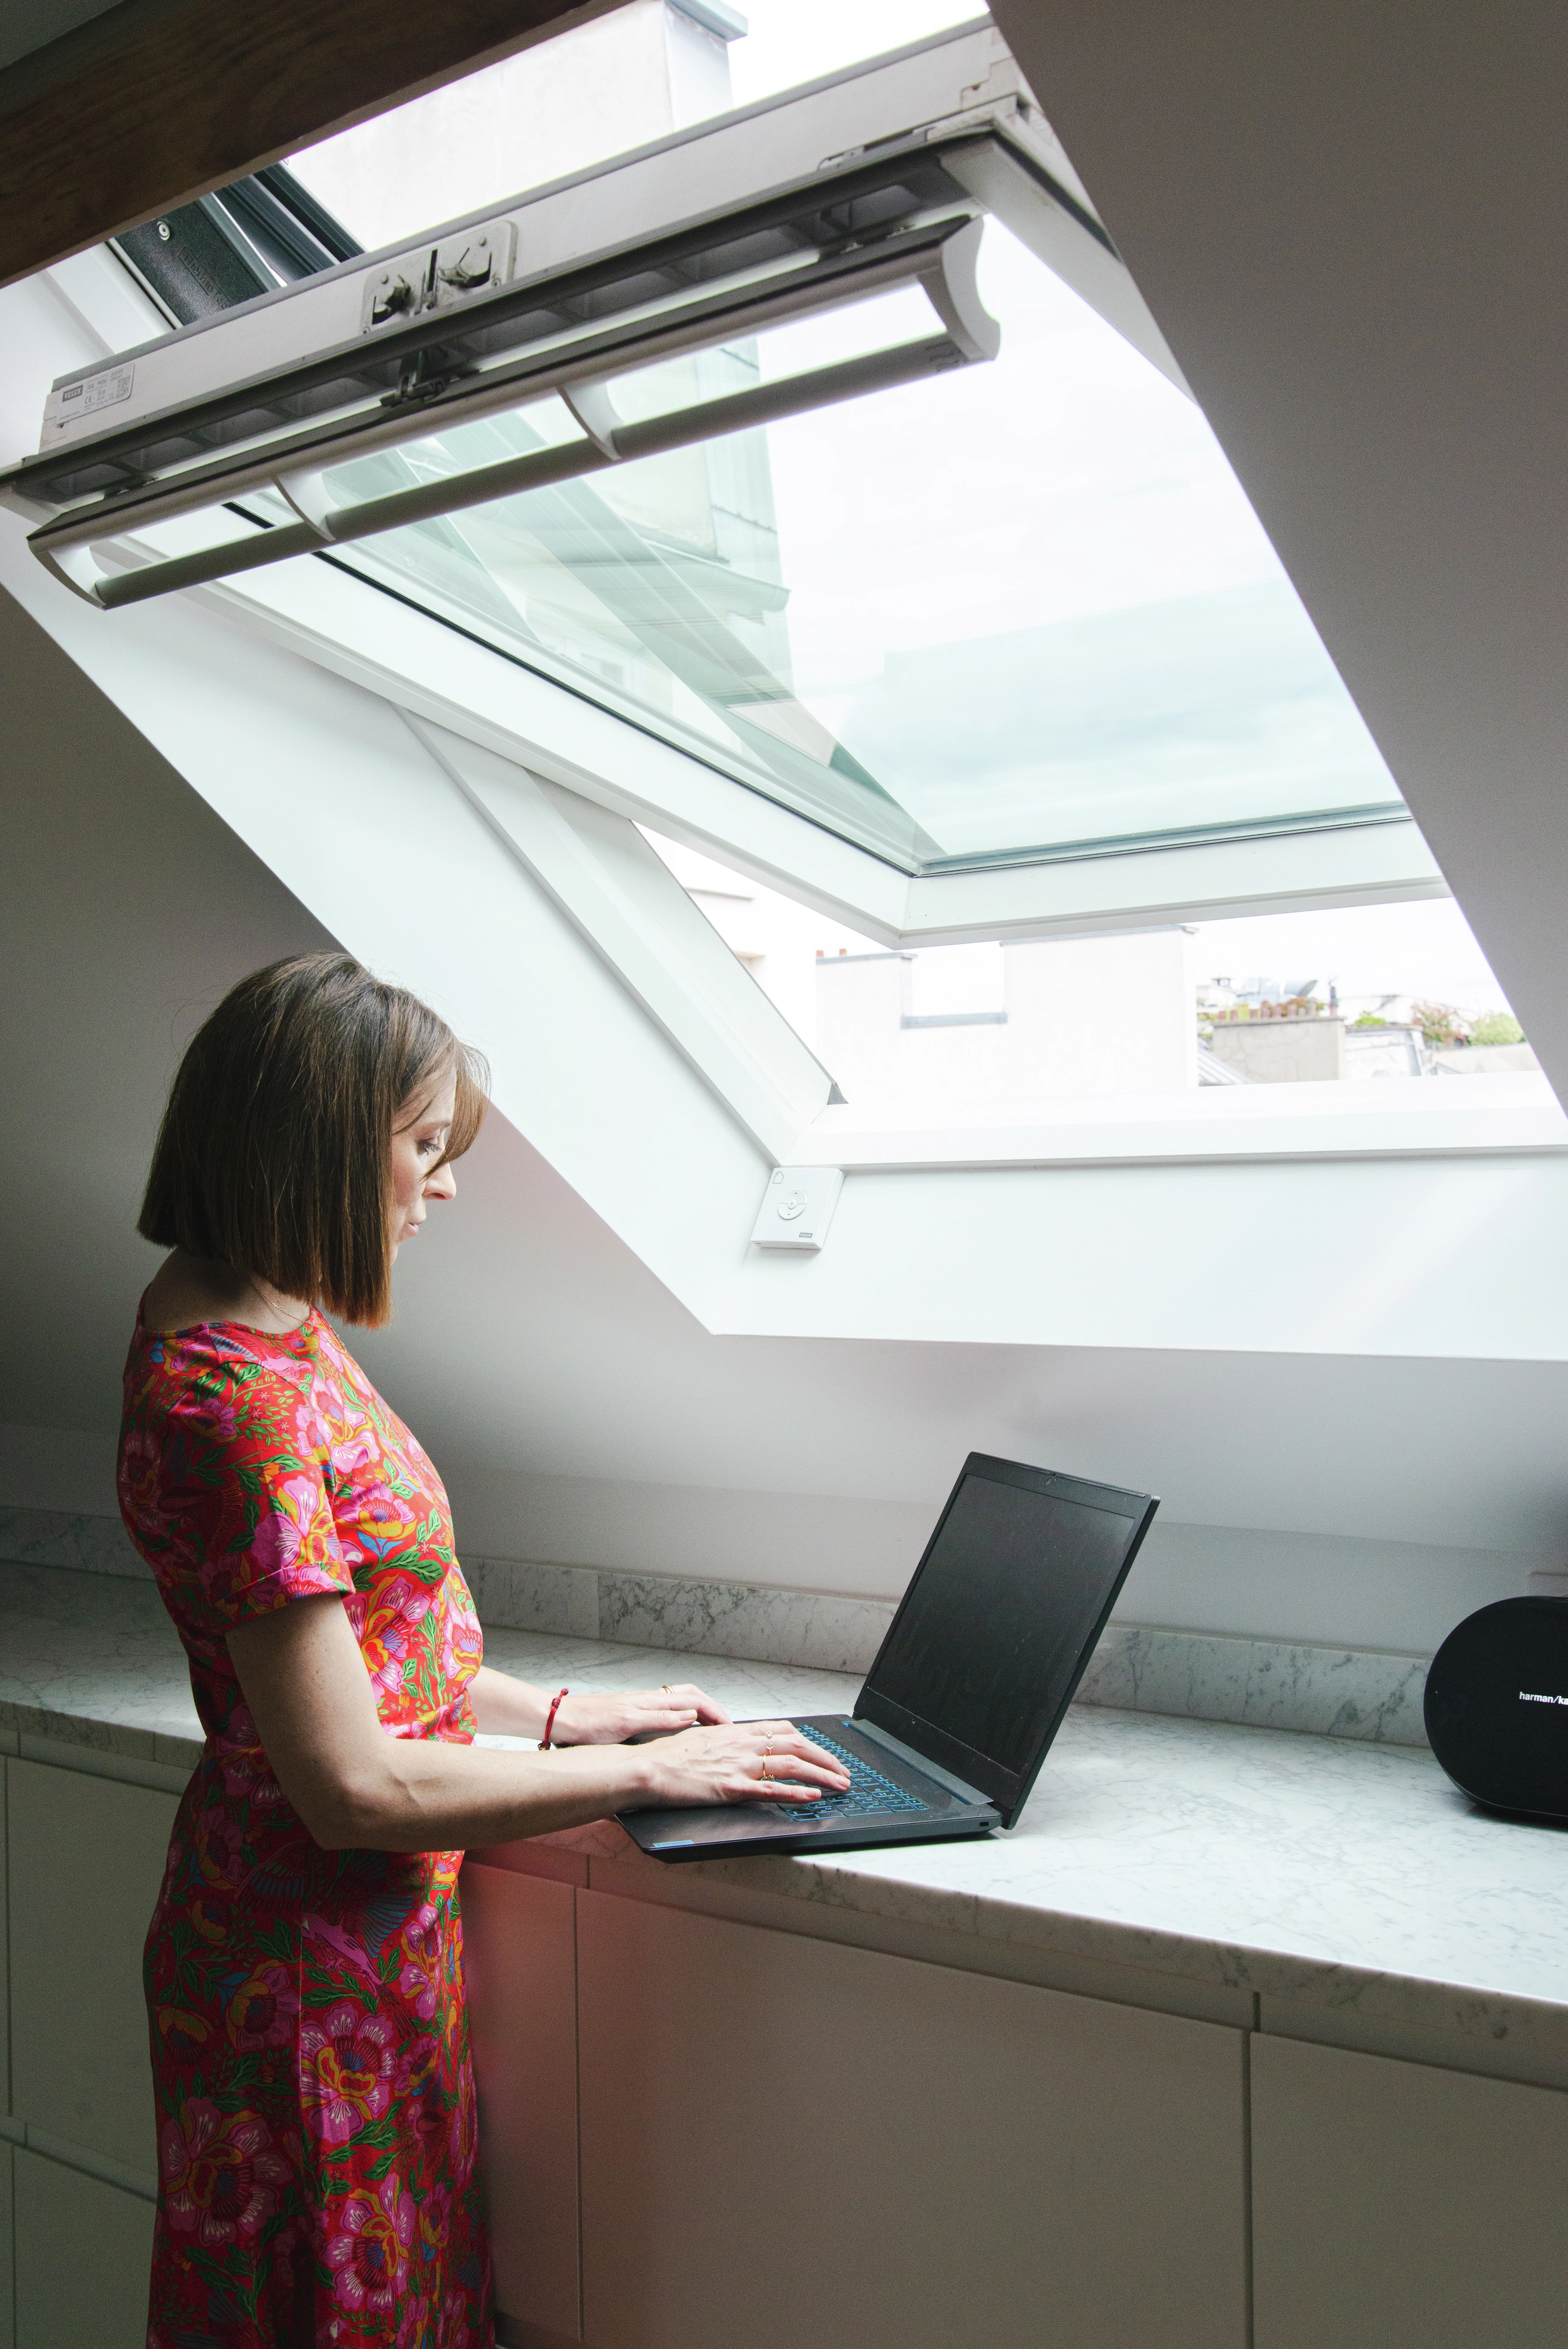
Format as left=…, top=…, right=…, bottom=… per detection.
left=139, top=953, right=489, bottom=1327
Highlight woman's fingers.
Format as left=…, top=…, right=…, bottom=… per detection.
left=639, top=1718, right=852, bottom=1809
left=647, top=1682, right=731, bottom=1727
left=752, top=1721, right=843, bottom=1752
left=733, top=1722, right=850, bottom=1800
left=746, top=1771, right=838, bottom=1795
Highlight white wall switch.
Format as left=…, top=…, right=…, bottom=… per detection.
left=751, top=1166, right=844, bottom=1252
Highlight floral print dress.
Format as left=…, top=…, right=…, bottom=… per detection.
left=119, top=1307, right=494, bottom=2349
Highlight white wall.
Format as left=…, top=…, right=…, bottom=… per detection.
left=813, top=931, right=1197, bottom=1111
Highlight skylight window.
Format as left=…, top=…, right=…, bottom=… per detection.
left=17, top=14, right=1411, bottom=889
left=254, top=7, right=1408, bottom=879
left=6, top=16, right=1306, bottom=879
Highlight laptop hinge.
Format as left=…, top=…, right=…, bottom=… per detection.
left=851, top=1716, right=991, bottom=1805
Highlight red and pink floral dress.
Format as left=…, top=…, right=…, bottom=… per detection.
left=119, top=1306, right=493, bottom=2349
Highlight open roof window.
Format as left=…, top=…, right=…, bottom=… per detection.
left=2, top=14, right=1441, bottom=956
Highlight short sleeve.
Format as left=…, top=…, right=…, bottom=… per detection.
left=129, top=1354, right=355, bottom=1633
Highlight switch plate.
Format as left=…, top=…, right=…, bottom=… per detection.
left=359, top=218, right=518, bottom=331
left=433, top=218, right=517, bottom=309
left=751, top=1165, right=844, bottom=1252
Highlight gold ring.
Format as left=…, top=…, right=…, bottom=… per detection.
left=661, top=1683, right=674, bottom=1694
left=759, top=1756, right=770, bottom=1780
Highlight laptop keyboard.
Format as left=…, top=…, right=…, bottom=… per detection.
left=772, top=1725, right=934, bottom=1822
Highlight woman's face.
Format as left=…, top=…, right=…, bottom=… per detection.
left=389, top=1070, right=458, bottom=1260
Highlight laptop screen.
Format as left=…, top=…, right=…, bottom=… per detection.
left=858, top=1456, right=1156, bottom=1820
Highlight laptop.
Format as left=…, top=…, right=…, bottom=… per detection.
left=620, top=1452, right=1158, bottom=1863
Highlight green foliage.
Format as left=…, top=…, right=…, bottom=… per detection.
left=1350, top=1011, right=1388, bottom=1028
left=1470, top=1010, right=1526, bottom=1046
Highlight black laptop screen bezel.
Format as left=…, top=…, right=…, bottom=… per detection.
left=855, top=1453, right=1159, bottom=1828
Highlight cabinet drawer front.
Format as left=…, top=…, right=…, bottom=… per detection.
left=13, top=2148, right=154, bottom=2349
left=577, top=1889, right=1246, bottom=2349
left=1253, top=2033, right=1568, bottom=2349
left=8, top=1759, right=177, bottom=2174
left=463, top=1862, right=581, bottom=2340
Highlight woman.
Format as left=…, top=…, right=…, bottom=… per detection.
left=119, top=952, right=847, bottom=2349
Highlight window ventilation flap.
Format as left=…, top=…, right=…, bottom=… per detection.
left=39, top=215, right=994, bottom=612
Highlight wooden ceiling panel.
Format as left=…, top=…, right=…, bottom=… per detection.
left=0, top=0, right=617, bottom=288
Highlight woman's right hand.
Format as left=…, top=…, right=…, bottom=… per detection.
left=625, top=1718, right=852, bottom=1811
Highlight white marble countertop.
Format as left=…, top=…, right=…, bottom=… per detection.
left=4, top=1560, right=1566, bottom=2075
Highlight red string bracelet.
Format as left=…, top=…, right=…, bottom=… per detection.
left=540, top=1688, right=569, bottom=1749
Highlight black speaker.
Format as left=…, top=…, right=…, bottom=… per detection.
left=1424, top=1597, right=1568, bottom=1819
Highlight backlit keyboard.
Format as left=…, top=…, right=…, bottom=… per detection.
left=773, top=1724, right=933, bottom=1822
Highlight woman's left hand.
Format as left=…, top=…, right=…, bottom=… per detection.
left=551, top=1684, right=732, bottom=1745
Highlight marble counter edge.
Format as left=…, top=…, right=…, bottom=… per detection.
left=0, top=1693, right=203, bottom=1775
left=18, top=1687, right=1562, bottom=2068
left=478, top=1810, right=1568, bottom=2060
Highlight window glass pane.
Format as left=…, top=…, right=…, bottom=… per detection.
left=311, top=216, right=1401, bottom=868
left=646, top=831, right=1546, bottom=1130
left=606, top=283, right=939, bottom=426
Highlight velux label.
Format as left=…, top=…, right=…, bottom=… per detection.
left=49, top=362, right=134, bottom=435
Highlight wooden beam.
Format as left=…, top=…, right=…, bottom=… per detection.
left=0, top=0, right=623, bottom=289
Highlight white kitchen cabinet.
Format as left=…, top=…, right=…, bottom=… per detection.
left=12, top=2148, right=153, bottom=2349
left=6, top=1759, right=176, bottom=2176
left=576, top=1888, right=1247, bottom=2349
left=462, top=1862, right=582, bottom=2342
left=1252, top=2032, right=1568, bottom=2349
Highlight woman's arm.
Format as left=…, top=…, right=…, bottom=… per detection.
left=227, top=1596, right=847, bottom=1851
left=466, top=1663, right=732, bottom=1745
